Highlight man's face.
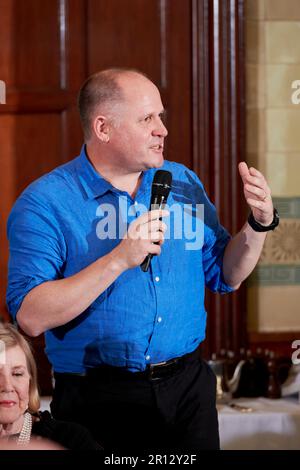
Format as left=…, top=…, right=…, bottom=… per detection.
left=108, top=75, right=168, bottom=173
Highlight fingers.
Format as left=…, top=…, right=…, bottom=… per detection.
left=147, top=226, right=166, bottom=244
left=244, top=184, right=270, bottom=201
left=245, top=182, right=271, bottom=209
left=148, top=243, right=162, bottom=256
left=119, top=210, right=169, bottom=270
left=239, top=162, right=271, bottom=197
left=139, top=218, right=167, bottom=233
left=245, top=174, right=268, bottom=191
left=239, top=163, right=274, bottom=222
left=135, top=221, right=167, bottom=241
left=239, top=162, right=267, bottom=187
left=135, top=209, right=169, bottom=226
left=128, top=210, right=169, bottom=241
left=239, top=162, right=268, bottom=194
left=249, top=166, right=263, bottom=178
left=238, top=161, right=250, bottom=183
left=247, top=166, right=268, bottom=188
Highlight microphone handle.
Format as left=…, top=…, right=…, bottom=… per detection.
left=140, top=196, right=166, bottom=273
left=140, top=253, right=153, bottom=272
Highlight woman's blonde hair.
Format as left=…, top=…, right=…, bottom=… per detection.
left=0, top=322, right=40, bottom=413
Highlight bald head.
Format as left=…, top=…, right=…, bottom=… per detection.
left=78, top=68, right=152, bottom=141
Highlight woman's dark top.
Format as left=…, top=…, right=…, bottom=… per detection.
left=32, top=411, right=102, bottom=450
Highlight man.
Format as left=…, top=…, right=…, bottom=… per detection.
left=6, top=68, right=278, bottom=451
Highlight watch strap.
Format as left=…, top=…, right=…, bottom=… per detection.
left=248, top=208, right=279, bottom=232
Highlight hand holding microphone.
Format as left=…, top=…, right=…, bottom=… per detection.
left=114, top=208, right=169, bottom=271
left=112, top=170, right=172, bottom=273
left=140, top=170, right=172, bottom=272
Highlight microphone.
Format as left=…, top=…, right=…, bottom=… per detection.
left=140, top=169, right=172, bottom=272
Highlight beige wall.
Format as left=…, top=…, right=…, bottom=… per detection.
left=246, top=0, right=300, bottom=332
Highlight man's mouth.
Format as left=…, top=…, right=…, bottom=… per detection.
left=150, top=144, right=164, bottom=152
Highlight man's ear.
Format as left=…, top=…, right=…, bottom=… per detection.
left=93, top=115, right=110, bottom=143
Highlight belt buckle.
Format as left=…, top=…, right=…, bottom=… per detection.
left=149, top=360, right=168, bottom=370
left=148, top=360, right=167, bottom=380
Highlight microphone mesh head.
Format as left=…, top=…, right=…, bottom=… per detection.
left=151, top=170, right=172, bottom=198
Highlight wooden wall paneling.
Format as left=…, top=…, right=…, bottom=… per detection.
left=192, top=0, right=210, bottom=191
left=86, top=0, right=193, bottom=169
left=0, top=0, right=15, bottom=85
left=87, top=0, right=162, bottom=81
left=61, top=0, right=87, bottom=160
left=165, top=0, right=193, bottom=169
left=15, top=114, right=62, bottom=193
left=211, top=0, right=247, bottom=356
left=86, top=0, right=166, bottom=156
left=192, top=0, right=215, bottom=357
left=0, top=116, right=16, bottom=321
left=0, top=0, right=18, bottom=321
left=13, top=0, right=61, bottom=89
left=192, top=0, right=247, bottom=358
left=219, top=0, right=247, bottom=356
left=213, top=0, right=232, bottom=355
left=65, top=0, right=88, bottom=93
left=232, top=0, right=248, bottom=353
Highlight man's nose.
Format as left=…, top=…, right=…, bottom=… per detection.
left=153, top=119, right=168, bottom=138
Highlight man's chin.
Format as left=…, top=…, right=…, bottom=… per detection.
left=146, top=155, right=164, bottom=169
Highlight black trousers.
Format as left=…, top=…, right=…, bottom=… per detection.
left=51, top=356, right=219, bottom=452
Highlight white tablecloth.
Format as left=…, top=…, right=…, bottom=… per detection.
left=218, top=397, right=300, bottom=450
left=41, top=395, right=300, bottom=449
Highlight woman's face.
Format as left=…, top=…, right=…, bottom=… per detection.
left=0, top=345, right=30, bottom=425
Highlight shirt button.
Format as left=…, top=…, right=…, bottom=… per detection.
left=145, top=355, right=151, bottom=361
left=155, top=276, right=160, bottom=282
left=157, top=317, right=162, bottom=323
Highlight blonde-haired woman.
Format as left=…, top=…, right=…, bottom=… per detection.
left=0, top=322, right=102, bottom=449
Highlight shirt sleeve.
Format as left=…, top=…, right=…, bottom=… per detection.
left=201, top=187, right=234, bottom=294
left=6, top=191, right=66, bottom=320
left=178, top=168, right=234, bottom=294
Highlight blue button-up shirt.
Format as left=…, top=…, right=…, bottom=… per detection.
left=7, top=146, right=233, bottom=373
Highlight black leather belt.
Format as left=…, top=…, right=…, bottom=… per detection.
left=145, top=359, right=185, bottom=380
left=54, top=347, right=200, bottom=382
left=144, top=348, right=199, bottom=380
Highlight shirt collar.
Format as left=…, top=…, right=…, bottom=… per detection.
left=75, top=145, right=117, bottom=199
left=75, top=145, right=157, bottom=201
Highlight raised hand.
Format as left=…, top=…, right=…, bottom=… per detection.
left=238, top=162, right=274, bottom=226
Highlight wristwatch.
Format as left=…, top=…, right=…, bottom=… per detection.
left=248, top=208, right=279, bottom=232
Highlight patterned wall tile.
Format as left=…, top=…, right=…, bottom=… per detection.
left=249, top=265, right=300, bottom=286
left=260, top=219, right=300, bottom=264
left=273, top=197, right=300, bottom=218
left=250, top=197, right=300, bottom=285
